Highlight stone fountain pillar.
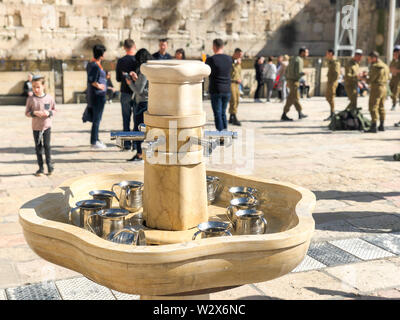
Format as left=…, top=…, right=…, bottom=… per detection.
left=141, top=60, right=211, bottom=231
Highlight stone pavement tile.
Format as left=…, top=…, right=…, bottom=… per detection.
left=328, top=238, right=395, bottom=261
left=0, top=233, right=27, bottom=249
left=307, top=242, right=361, bottom=267
left=312, top=220, right=365, bottom=242
left=0, top=214, right=19, bottom=223
left=362, top=233, right=400, bottom=255
left=0, top=261, right=20, bottom=289
left=111, top=290, right=140, bottom=300
left=6, top=281, right=61, bottom=300
left=0, top=289, right=6, bottom=300
left=373, top=289, right=400, bottom=299
left=312, top=208, right=387, bottom=224
left=210, top=285, right=267, bottom=300
left=15, top=259, right=81, bottom=285
left=325, top=259, right=400, bottom=293
left=346, top=214, right=400, bottom=233
left=0, top=204, right=18, bottom=216
left=0, top=246, right=40, bottom=262
left=312, top=200, right=349, bottom=213
left=291, top=255, right=326, bottom=273
left=0, top=222, right=23, bottom=235
left=253, top=270, right=359, bottom=300
left=55, top=277, right=115, bottom=300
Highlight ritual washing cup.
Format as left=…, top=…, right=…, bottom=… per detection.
left=207, top=176, right=221, bottom=205
left=107, top=226, right=147, bottom=246
left=192, top=221, right=232, bottom=240
left=228, top=186, right=258, bottom=200
left=227, top=197, right=259, bottom=224
left=111, top=181, right=144, bottom=213
left=234, top=209, right=268, bottom=235
left=86, top=208, right=135, bottom=239
left=69, top=199, right=107, bottom=229
left=89, top=190, right=117, bottom=209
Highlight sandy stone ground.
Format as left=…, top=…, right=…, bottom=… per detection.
left=1, top=95, right=400, bottom=300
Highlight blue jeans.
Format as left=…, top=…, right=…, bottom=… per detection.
left=120, top=92, right=136, bottom=149
left=133, top=101, right=148, bottom=154
left=90, top=94, right=106, bottom=145
left=210, top=93, right=231, bottom=131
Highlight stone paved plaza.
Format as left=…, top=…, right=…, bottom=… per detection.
left=1, top=96, right=400, bottom=300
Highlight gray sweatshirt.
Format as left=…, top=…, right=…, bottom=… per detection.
left=128, top=73, right=148, bottom=104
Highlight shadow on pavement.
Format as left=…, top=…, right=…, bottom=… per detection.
left=312, top=211, right=400, bottom=233
left=353, top=155, right=395, bottom=162
left=0, top=145, right=119, bottom=156
left=313, top=190, right=400, bottom=202
left=266, top=131, right=332, bottom=136
left=304, top=287, right=391, bottom=300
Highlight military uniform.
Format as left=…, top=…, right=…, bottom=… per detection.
left=344, top=59, right=360, bottom=111
left=283, top=56, right=304, bottom=114
left=229, top=60, right=241, bottom=116
left=326, top=58, right=341, bottom=113
left=389, top=58, right=400, bottom=107
left=368, top=59, right=389, bottom=129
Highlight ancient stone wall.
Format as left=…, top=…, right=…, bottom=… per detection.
left=0, top=0, right=388, bottom=61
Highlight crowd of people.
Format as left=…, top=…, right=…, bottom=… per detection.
left=24, top=36, right=400, bottom=176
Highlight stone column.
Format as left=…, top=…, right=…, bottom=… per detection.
left=141, top=60, right=211, bottom=231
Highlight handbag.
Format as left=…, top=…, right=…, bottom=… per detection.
left=82, top=104, right=93, bottom=123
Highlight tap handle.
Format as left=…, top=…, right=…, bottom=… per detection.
left=138, top=124, right=146, bottom=133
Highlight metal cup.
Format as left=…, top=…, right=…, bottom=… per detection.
left=89, top=190, right=117, bottom=209
left=111, top=181, right=144, bottom=213
left=227, top=197, right=258, bottom=224
left=207, top=176, right=221, bottom=205
left=234, top=209, right=268, bottom=235
left=107, top=226, right=147, bottom=246
left=192, top=221, right=232, bottom=240
left=87, top=208, right=135, bottom=239
left=68, top=199, right=107, bottom=229
left=228, top=186, right=258, bottom=200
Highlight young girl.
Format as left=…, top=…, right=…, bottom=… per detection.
left=25, top=76, right=56, bottom=176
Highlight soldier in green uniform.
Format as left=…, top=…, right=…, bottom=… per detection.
left=229, top=48, right=243, bottom=126
left=365, top=51, right=389, bottom=133
left=389, top=48, right=400, bottom=111
left=324, top=49, right=341, bottom=121
left=344, top=49, right=363, bottom=112
left=281, top=47, right=309, bottom=121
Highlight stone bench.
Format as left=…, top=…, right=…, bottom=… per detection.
left=74, top=92, right=87, bottom=104
left=0, top=95, right=27, bottom=106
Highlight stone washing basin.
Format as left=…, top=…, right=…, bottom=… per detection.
left=19, top=170, right=315, bottom=297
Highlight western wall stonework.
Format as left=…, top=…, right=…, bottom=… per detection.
left=0, top=0, right=385, bottom=60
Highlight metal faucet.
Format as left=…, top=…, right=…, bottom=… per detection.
left=142, top=136, right=166, bottom=159
left=110, top=131, right=146, bottom=149
left=189, top=137, right=219, bottom=156
left=111, top=124, right=238, bottom=156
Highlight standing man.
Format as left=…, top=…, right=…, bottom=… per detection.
left=205, top=39, right=232, bottom=132
left=325, top=49, right=341, bottom=121
left=116, top=39, right=138, bottom=150
left=389, top=47, right=400, bottom=111
left=229, top=48, right=243, bottom=126
left=365, top=51, right=389, bottom=133
left=254, top=56, right=265, bottom=103
left=281, top=47, right=309, bottom=121
left=152, top=38, right=172, bottom=60
left=344, top=49, right=363, bottom=112
left=263, top=56, right=277, bottom=102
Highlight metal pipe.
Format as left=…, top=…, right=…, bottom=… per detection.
left=204, top=131, right=238, bottom=139
left=110, top=132, right=146, bottom=141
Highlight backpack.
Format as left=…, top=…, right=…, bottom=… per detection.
left=329, top=108, right=371, bottom=131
